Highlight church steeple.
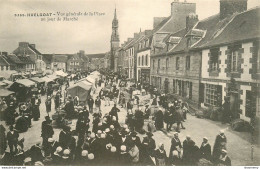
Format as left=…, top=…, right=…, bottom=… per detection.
left=111, top=7, right=119, bottom=43
left=110, top=7, right=120, bottom=71
left=114, top=7, right=117, bottom=20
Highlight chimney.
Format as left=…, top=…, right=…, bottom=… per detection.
left=19, top=42, right=29, bottom=48
left=186, top=13, right=198, bottom=32
left=1, top=52, right=8, bottom=56
left=220, top=0, right=247, bottom=20
left=30, top=44, right=36, bottom=48
left=171, top=1, right=196, bottom=18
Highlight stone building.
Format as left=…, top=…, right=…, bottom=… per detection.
left=200, top=4, right=260, bottom=122
left=137, top=30, right=152, bottom=84
left=51, top=54, right=68, bottom=71
left=67, top=54, right=84, bottom=72
left=13, top=42, right=45, bottom=71
left=150, top=0, right=260, bottom=121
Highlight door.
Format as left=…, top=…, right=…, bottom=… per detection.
left=164, top=78, right=169, bottom=94
left=230, top=92, right=239, bottom=119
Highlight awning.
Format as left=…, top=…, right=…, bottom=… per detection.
left=47, top=75, right=59, bottom=80
left=40, top=77, right=54, bottom=83
left=30, top=77, right=45, bottom=83
left=15, top=79, right=36, bottom=87
left=2, top=80, right=13, bottom=85
left=0, top=70, right=18, bottom=80
left=0, top=89, right=14, bottom=97
left=54, top=70, right=68, bottom=77
left=85, top=76, right=96, bottom=84
left=90, top=71, right=100, bottom=76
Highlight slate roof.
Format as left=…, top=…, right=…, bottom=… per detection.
left=52, top=55, right=68, bottom=62
left=86, top=53, right=106, bottom=59
left=42, top=54, right=53, bottom=64
left=0, top=55, right=10, bottom=66
left=28, top=45, right=41, bottom=55
left=3, top=54, right=21, bottom=65
left=169, top=13, right=236, bottom=53
left=200, top=7, right=260, bottom=48
left=17, top=56, right=34, bottom=64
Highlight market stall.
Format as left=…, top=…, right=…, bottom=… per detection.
left=9, top=79, right=36, bottom=101
left=67, top=81, right=92, bottom=104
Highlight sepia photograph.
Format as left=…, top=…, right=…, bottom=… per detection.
left=0, top=0, right=260, bottom=167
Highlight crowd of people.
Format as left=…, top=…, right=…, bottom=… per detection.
left=0, top=70, right=232, bottom=166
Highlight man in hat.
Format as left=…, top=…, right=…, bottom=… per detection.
left=127, top=131, right=141, bottom=150
left=30, top=143, right=44, bottom=164
left=141, top=131, right=156, bottom=165
left=59, top=126, right=71, bottom=149
left=155, top=108, right=164, bottom=130
left=134, top=106, right=144, bottom=133
left=15, top=114, right=29, bottom=132
left=217, top=149, right=231, bottom=166
left=127, top=100, right=133, bottom=114
left=199, top=137, right=212, bottom=161
left=64, top=96, right=75, bottom=119
left=109, top=104, right=120, bottom=121
left=54, top=93, right=61, bottom=110
left=154, top=143, right=167, bottom=166
left=144, top=105, right=151, bottom=119
left=169, top=132, right=182, bottom=159
left=174, top=105, right=185, bottom=132
left=222, top=97, right=231, bottom=124
left=87, top=97, right=94, bottom=114
left=41, top=116, right=54, bottom=151
left=95, top=96, right=101, bottom=111
left=7, top=125, right=19, bottom=154
left=128, top=140, right=140, bottom=165
left=45, top=96, right=52, bottom=116
left=213, top=130, right=227, bottom=162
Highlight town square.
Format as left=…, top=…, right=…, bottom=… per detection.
left=0, top=0, right=259, bottom=166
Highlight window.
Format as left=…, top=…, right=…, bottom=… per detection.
left=209, top=48, right=219, bottom=71
left=142, top=55, right=144, bottom=66
left=176, top=57, right=180, bottom=70
left=205, top=84, right=222, bottom=106
left=257, top=46, right=260, bottom=72
left=153, top=60, right=155, bottom=69
left=186, top=82, right=192, bottom=99
left=146, top=40, right=149, bottom=47
left=245, top=90, right=257, bottom=118
left=138, top=57, right=140, bottom=66
left=231, top=49, right=239, bottom=72
left=1, top=66, right=3, bottom=71
left=173, top=79, right=176, bottom=93
left=6, top=66, right=8, bottom=70
left=145, top=55, right=148, bottom=66
left=166, top=58, right=169, bottom=70
left=186, top=55, right=190, bottom=70
left=158, top=59, right=160, bottom=72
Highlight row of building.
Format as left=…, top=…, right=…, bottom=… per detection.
left=109, top=0, right=260, bottom=122
left=0, top=42, right=107, bottom=73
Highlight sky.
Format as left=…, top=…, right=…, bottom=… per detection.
left=0, top=0, right=259, bottom=55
